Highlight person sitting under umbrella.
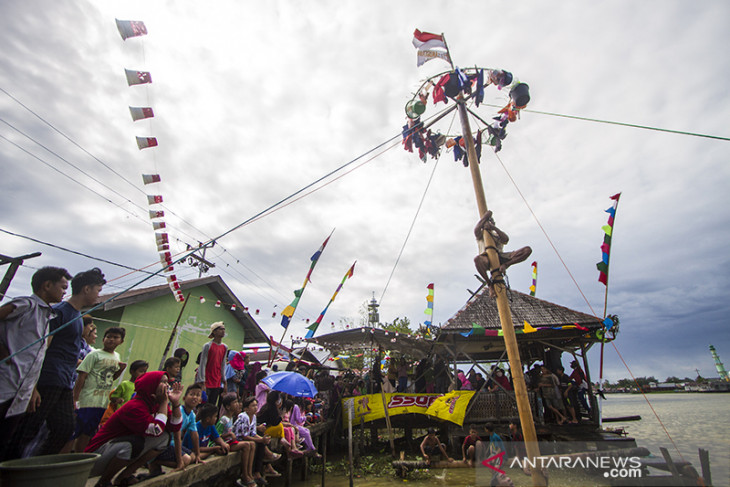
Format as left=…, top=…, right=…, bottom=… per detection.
left=256, top=390, right=303, bottom=458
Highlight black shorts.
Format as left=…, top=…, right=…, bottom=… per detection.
left=155, top=443, right=192, bottom=463
left=424, top=445, right=441, bottom=457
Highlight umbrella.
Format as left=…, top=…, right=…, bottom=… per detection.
left=262, top=371, right=318, bottom=398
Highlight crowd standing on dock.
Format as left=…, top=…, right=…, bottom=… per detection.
left=0, top=267, right=327, bottom=487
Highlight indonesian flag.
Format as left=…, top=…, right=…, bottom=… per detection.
left=136, top=137, right=158, bottom=150
left=149, top=210, right=165, bottom=219
left=169, top=280, right=181, bottom=291
left=412, top=29, right=446, bottom=49
left=230, top=304, right=237, bottom=311
left=166, top=274, right=177, bottom=283
left=155, top=232, right=169, bottom=245
left=116, top=19, right=148, bottom=40
left=152, top=221, right=166, bottom=230
left=157, top=242, right=169, bottom=252
left=125, top=69, right=152, bottom=86
left=174, top=291, right=185, bottom=302
left=142, top=174, right=161, bottom=185
left=147, top=195, right=163, bottom=205
left=159, top=251, right=173, bottom=266
left=129, top=106, right=155, bottom=121
left=199, top=296, right=206, bottom=304
left=215, top=300, right=221, bottom=308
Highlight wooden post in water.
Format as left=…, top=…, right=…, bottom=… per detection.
left=347, top=401, right=354, bottom=487
left=456, top=96, right=547, bottom=487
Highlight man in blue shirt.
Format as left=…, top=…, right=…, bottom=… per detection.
left=14, top=268, right=106, bottom=456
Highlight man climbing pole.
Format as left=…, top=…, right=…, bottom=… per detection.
left=474, top=210, right=532, bottom=295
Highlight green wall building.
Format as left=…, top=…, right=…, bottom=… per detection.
left=91, top=275, right=268, bottom=386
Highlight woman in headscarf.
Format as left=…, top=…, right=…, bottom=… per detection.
left=85, top=371, right=183, bottom=487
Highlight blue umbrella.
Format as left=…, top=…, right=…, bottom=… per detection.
left=262, top=371, right=318, bottom=398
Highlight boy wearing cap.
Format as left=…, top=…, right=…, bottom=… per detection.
left=195, top=322, right=228, bottom=406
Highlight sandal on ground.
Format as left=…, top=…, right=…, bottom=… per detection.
left=265, top=470, right=282, bottom=477
left=254, top=477, right=269, bottom=486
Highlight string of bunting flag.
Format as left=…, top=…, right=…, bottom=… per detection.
left=530, top=261, right=537, bottom=296
left=423, top=283, right=434, bottom=336
left=115, top=18, right=184, bottom=302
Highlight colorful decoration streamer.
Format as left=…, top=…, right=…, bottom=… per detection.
left=280, top=232, right=333, bottom=329
left=529, top=261, right=537, bottom=296
left=423, top=283, right=434, bottom=331
left=596, top=193, right=621, bottom=286
left=305, top=261, right=356, bottom=339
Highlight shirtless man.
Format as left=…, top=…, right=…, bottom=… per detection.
left=473, top=211, right=532, bottom=295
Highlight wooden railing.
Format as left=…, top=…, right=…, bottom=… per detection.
left=464, top=390, right=541, bottom=423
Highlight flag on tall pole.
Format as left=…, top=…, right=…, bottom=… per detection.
left=413, top=29, right=451, bottom=67
left=280, top=231, right=333, bottom=329
left=305, top=261, right=356, bottom=339
left=529, top=261, right=537, bottom=296
left=596, top=193, right=621, bottom=286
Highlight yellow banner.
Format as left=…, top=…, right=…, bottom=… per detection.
left=341, top=391, right=476, bottom=428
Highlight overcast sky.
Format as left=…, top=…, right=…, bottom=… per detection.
left=1, top=1, right=729, bottom=383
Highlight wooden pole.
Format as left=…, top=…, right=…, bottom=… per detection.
left=456, top=96, right=547, bottom=486
left=347, top=402, right=354, bottom=487
left=0, top=252, right=42, bottom=301
left=380, top=385, right=397, bottom=458
left=158, top=292, right=192, bottom=370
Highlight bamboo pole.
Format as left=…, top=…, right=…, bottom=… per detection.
left=158, top=292, right=192, bottom=370
left=456, top=96, right=547, bottom=487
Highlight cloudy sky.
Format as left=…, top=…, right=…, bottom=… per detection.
left=1, top=1, right=729, bottom=383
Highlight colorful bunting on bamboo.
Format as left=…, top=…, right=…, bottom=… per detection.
left=280, top=232, right=333, bottom=329
left=523, top=321, right=537, bottom=333
left=530, top=261, right=537, bottom=296
left=305, top=261, right=356, bottom=339
left=597, top=193, right=621, bottom=285
left=424, top=283, right=434, bottom=328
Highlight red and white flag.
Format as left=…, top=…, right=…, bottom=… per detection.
left=147, top=195, right=163, bottom=205
left=149, top=210, right=165, bottom=219
left=155, top=232, right=169, bottom=245
left=129, top=106, right=154, bottom=121
left=157, top=242, right=169, bottom=252
left=116, top=19, right=148, bottom=40
left=152, top=222, right=166, bottom=230
left=412, top=29, right=446, bottom=49
left=136, top=137, right=158, bottom=150
left=199, top=296, right=206, bottom=304
left=215, top=300, right=221, bottom=308
left=230, top=304, right=237, bottom=311
left=142, top=174, right=161, bottom=185
left=125, top=69, right=152, bottom=86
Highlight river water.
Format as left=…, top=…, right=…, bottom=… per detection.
left=264, top=393, right=729, bottom=487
